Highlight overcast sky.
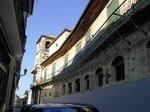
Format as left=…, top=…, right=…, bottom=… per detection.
left=16, top=0, right=88, bottom=97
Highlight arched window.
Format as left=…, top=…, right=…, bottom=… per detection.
left=45, top=41, right=51, bottom=51
left=147, top=41, right=150, bottom=48
left=68, top=82, right=72, bottom=94
left=62, top=85, right=66, bottom=95
left=95, top=68, right=103, bottom=86
left=112, top=56, right=125, bottom=81
left=84, top=75, right=90, bottom=90
left=75, top=79, right=80, bottom=92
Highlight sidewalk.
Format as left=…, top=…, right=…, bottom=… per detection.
left=13, top=107, right=20, bottom=112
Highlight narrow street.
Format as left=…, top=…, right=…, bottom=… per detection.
left=1, top=0, right=150, bottom=112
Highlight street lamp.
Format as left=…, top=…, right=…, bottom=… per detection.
left=20, top=68, right=28, bottom=77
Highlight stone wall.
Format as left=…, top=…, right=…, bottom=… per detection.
left=45, top=21, right=150, bottom=98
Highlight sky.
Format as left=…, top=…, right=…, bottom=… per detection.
left=16, top=0, right=88, bottom=97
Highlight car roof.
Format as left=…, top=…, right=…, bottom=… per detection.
left=32, top=103, right=96, bottom=109
left=32, top=105, right=70, bottom=109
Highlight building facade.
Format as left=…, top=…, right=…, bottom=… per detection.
left=31, top=0, right=150, bottom=112
left=14, top=95, right=20, bottom=107
left=0, top=0, right=34, bottom=112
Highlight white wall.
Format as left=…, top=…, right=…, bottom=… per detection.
left=27, top=91, right=32, bottom=104
left=42, top=78, right=150, bottom=112
left=49, top=31, right=71, bottom=57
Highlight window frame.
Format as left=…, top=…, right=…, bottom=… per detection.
left=68, top=82, right=72, bottom=94
left=62, top=85, right=66, bottom=95
left=95, top=68, right=103, bottom=86
left=76, top=42, right=81, bottom=54
left=52, top=63, right=56, bottom=76
left=85, top=30, right=91, bottom=43
left=84, top=75, right=90, bottom=90
left=64, top=55, right=68, bottom=68
left=112, top=56, right=125, bottom=82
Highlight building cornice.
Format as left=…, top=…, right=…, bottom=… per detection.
left=47, top=28, right=73, bottom=48
left=36, top=35, right=55, bottom=44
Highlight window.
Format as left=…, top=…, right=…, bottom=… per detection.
left=76, top=42, right=81, bottom=54
left=84, top=75, right=90, bottom=90
left=44, top=91, right=47, bottom=97
left=68, top=82, right=72, bottom=94
left=86, top=30, right=91, bottom=43
left=147, top=41, right=150, bottom=48
left=52, top=63, right=56, bottom=76
left=49, top=92, right=51, bottom=97
left=95, top=68, right=103, bottom=86
left=33, top=75, right=36, bottom=82
left=45, top=41, right=51, bottom=51
left=75, top=79, right=80, bottom=92
left=44, top=68, right=47, bottom=80
left=112, top=56, right=125, bottom=81
left=147, top=41, right=150, bottom=68
left=64, top=55, right=68, bottom=68
left=107, top=0, right=120, bottom=25
left=37, top=43, right=41, bottom=52
left=62, top=85, right=66, bottom=95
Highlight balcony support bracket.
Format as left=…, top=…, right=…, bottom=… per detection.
left=106, top=40, right=119, bottom=52
left=113, top=12, right=123, bottom=17
left=101, top=49, right=110, bottom=58
left=116, top=30, right=131, bottom=46
left=131, top=19, right=148, bottom=38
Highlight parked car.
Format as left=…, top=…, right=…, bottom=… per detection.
left=21, top=104, right=33, bottom=112
left=30, top=103, right=100, bottom=112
